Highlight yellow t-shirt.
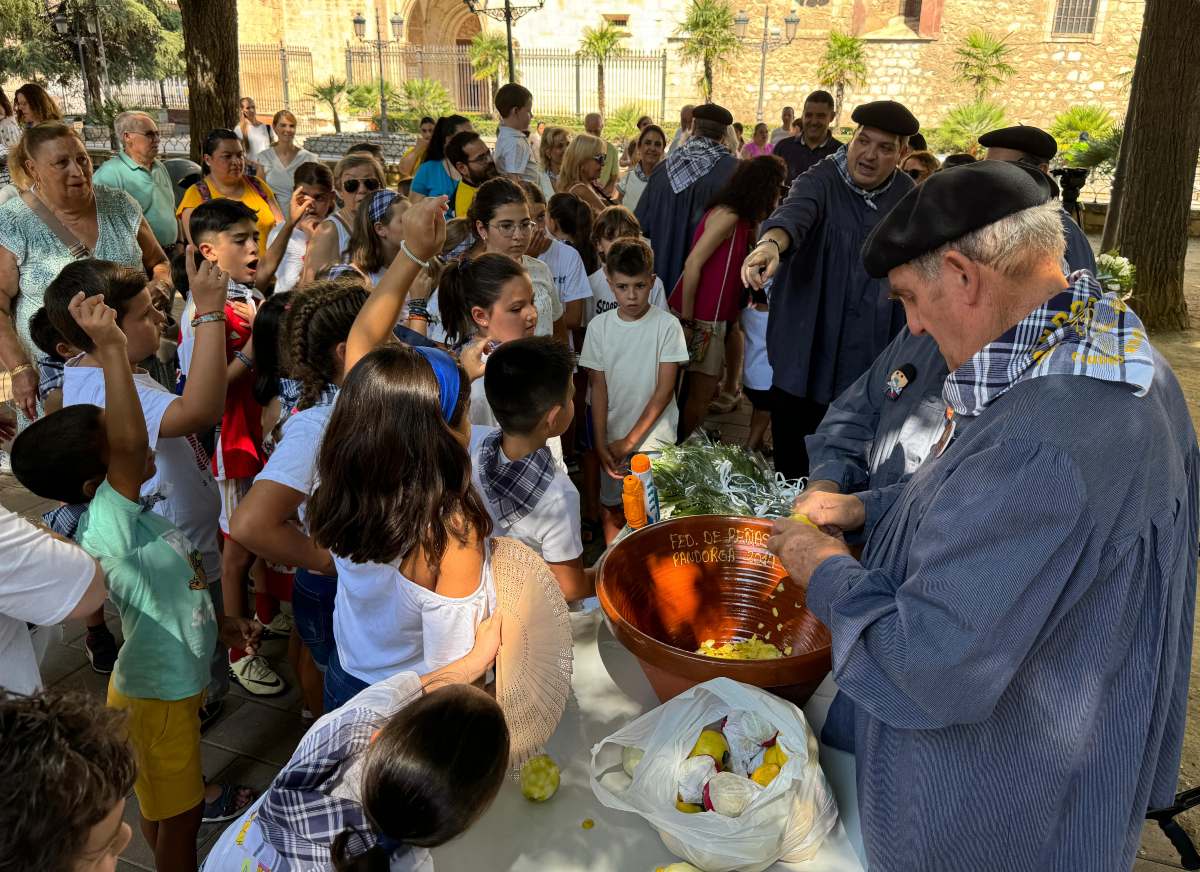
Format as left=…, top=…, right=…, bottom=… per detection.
left=454, top=181, right=477, bottom=220
left=177, top=177, right=279, bottom=253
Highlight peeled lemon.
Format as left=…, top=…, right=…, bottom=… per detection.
left=763, top=743, right=788, bottom=768
left=688, top=729, right=729, bottom=769
left=520, top=754, right=560, bottom=802
left=751, top=763, right=781, bottom=787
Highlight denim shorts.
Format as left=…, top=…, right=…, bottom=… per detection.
left=324, top=648, right=370, bottom=712
left=292, top=569, right=337, bottom=672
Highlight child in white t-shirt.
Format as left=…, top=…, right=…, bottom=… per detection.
left=578, top=238, right=689, bottom=542
left=741, top=284, right=774, bottom=454
left=586, top=206, right=669, bottom=325
left=470, top=337, right=591, bottom=602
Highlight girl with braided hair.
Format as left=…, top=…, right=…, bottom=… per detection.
left=228, top=277, right=368, bottom=718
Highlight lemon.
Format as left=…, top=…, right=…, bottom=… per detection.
left=751, top=763, right=780, bottom=787
left=520, top=754, right=560, bottom=802
left=675, top=798, right=704, bottom=813
left=763, top=743, right=788, bottom=768
left=688, top=729, right=729, bottom=769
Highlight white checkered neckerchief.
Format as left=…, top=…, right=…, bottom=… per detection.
left=831, top=145, right=895, bottom=211
left=666, top=136, right=730, bottom=194
left=944, top=271, right=1155, bottom=418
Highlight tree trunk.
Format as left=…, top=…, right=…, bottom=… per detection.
left=1100, top=106, right=1133, bottom=252
left=178, top=0, right=240, bottom=163
left=82, top=47, right=104, bottom=120
left=835, top=82, right=845, bottom=124
left=1114, top=0, right=1200, bottom=332
left=331, top=104, right=342, bottom=133
left=703, top=57, right=713, bottom=101
left=598, top=62, right=606, bottom=116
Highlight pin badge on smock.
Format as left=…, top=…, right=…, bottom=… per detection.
left=932, top=406, right=957, bottom=458
left=885, top=363, right=917, bottom=400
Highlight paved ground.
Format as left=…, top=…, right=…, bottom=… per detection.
left=1, top=236, right=1198, bottom=870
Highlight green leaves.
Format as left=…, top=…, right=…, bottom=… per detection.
left=930, top=100, right=1008, bottom=154
left=816, top=31, right=868, bottom=96
left=1049, top=104, right=1114, bottom=148
left=468, top=31, right=509, bottom=84
left=395, top=78, right=452, bottom=130
left=952, top=29, right=1016, bottom=102
left=307, top=78, right=348, bottom=132
left=651, top=437, right=804, bottom=519
left=674, top=0, right=740, bottom=101
left=578, top=21, right=625, bottom=62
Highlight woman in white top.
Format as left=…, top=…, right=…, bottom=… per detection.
left=0, top=88, right=22, bottom=189
left=466, top=177, right=564, bottom=343
left=618, top=124, right=666, bottom=214
left=301, top=152, right=386, bottom=284
left=236, top=96, right=273, bottom=166
left=307, top=340, right=495, bottom=711
left=253, top=109, right=317, bottom=208
left=257, top=160, right=336, bottom=294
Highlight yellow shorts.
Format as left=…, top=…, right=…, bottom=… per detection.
left=107, top=685, right=205, bottom=821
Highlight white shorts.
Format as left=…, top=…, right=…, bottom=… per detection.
left=217, top=477, right=253, bottom=536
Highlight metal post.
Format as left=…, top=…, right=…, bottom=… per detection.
left=280, top=43, right=291, bottom=109
left=504, top=0, right=515, bottom=84
left=346, top=43, right=354, bottom=83
left=158, top=78, right=168, bottom=109
left=76, top=33, right=91, bottom=117
left=377, top=8, right=389, bottom=135
left=575, top=52, right=582, bottom=117
left=755, top=4, right=769, bottom=123
left=659, top=49, right=667, bottom=123
left=92, top=2, right=111, bottom=104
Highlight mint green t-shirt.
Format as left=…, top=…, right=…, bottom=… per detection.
left=77, top=481, right=217, bottom=701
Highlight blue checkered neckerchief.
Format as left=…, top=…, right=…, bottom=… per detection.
left=292, top=384, right=340, bottom=416
left=256, top=705, right=390, bottom=866
left=478, top=428, right=555, bottom=527
left=37, top=356, right=65, bottom=400
left=831, top=146, right=895, bottom=211
left=944, top=271, right=1155, bottom=418
left=44, top=492, right=167, bottom=542
left=278, top=378, right=302, bottom=414
left=666, top=136, right=730, bottom=194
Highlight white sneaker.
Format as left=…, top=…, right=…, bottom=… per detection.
left=228, top=655, right=287, bottom=697
left=260, top=610, right=294, bottom=639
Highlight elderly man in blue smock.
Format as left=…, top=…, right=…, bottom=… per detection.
left=768, top=160, right=1197, bottom=872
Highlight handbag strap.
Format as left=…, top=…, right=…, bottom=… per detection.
left=22, top=191, right=90, bottom=259
left=710, top=219, right=738, bottom=321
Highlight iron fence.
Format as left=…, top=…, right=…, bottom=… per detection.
left=344, top=44, right=669, bottom=119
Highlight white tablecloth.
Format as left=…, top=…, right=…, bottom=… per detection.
left=433, top=610, right=867, bottom=871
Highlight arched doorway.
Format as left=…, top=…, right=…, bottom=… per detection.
left=402, top=0, right=487, bottom=112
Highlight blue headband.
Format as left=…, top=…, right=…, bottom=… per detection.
left=413, top=346, right=461, bottom=423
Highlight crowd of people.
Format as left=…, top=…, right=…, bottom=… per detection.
left=0, top=68, right=1194, bottom=872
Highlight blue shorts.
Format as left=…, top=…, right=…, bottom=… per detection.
left=292, top=569, right=337, bottom=672
left=574, top=404, right=595, bottom=453
left=324, top=648, right=370, bottom=712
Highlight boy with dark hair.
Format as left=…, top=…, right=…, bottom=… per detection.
left=0, top=688, right=136, bottom=868
left=579, top=238, right=688, bottom=541
left=28, top=306, right=80, bottom=414
left=186, top=199, right=288, bottom=697
left=470, top=336, right=591, bottom=601
left=12, top=285, right=260, bottom=871
left=494, top=82, right=538, bottom=186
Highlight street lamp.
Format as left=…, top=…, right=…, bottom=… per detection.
left=735, top=3, right=800, bottom=124
left=461, top=0, right=546, bottom=84
left=353, top=7, right=405, bottom=135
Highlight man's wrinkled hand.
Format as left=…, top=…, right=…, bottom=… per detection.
left=767, top=518, right=850, bottom=591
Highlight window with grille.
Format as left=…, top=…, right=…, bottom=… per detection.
left=1052, top=0, right=1100, bottom=34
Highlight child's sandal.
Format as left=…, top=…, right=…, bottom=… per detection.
left=201, top=783, right=259, bottom=823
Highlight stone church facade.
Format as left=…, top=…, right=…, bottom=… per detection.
left=238, top=0, right=1141, bottom=130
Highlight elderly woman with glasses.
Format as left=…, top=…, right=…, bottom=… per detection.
left=468, top=177, right=565, bottom=343
left=557, top=133, right=614, bottom=213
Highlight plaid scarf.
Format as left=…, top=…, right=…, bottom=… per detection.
left=944, top=272, right=1155, bottom=418
left=477, top=428, right=555, bottom=527
left=37, top=356, right=65, bottom=400
left=44, top=492, right=167, bottom=542
left=666, top=136, right=730, bottom=194
left=256, top=706, right=387, bottom=866
left=831, top=146, right=895, bottom=211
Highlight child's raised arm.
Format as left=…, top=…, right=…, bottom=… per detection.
left=160, top=247, right=230, bottom=439
left=345, top=196, right=448, bottom=372
left=69, top=293, right=146, bottom=502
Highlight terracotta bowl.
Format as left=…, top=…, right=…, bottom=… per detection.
left=596, top=515, right=832, bottom=705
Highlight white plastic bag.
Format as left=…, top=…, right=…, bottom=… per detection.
left=589, top=677, right=838, bottom=872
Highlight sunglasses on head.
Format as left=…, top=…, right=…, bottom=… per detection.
left=905, top=168, right=923, bottom=180
left=594, top=153, right=607, bottom=165
left=343, top=178, right=381, bottom=193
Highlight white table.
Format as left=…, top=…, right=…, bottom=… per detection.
left=433, top=610, right=867, bottom=872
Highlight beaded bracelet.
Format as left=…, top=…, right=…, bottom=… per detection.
left=234, top=350, right=253, bottom=368
left=407, top=297, right=430, bottom=319
left=400, top=240, right=430, bottom=270
left=192, top=311, right=227, bottom=328
left=408, top=313, right=430, bottom=323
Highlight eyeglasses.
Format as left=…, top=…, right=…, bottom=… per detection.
left=593, top=154, right=607, bottom=165
left=342, top=178, right=381, bottom=193
left=130, top=130, right=161, bottom=141
left=489, top=219, right=537, bottom=237
left=466, top=152, right=493, bottom=165
left=905, top=168, right=923, bottom=181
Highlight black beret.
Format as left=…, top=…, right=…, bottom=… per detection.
left=861, top=161, right=1055, bottom=278
left=908, top=132, right=928, bottom=152
left=978, top=125, right=1058, bottom=162
left=691, top=103, right=734, bottom=127
left=850, top=100, right=920, bottom=136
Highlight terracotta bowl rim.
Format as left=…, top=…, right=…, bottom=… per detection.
left=595, top=514, right=832, bottom=670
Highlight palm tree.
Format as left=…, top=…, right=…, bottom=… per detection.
left=952, top=29, right=1016, bottom=102
left=675, top=0, right=740, bottom=102
left=469, top=31, right=508, bottom=108
left=815, top=31, right=868, bottom=123
left=309, top=77, right=348, bottom=133
left=931, top=100, right=1008, bottom=154
left=579, top=21, right=625, bottom=116
left=1049, top=104, right=1114, bottom=148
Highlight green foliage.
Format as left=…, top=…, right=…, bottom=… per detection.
left=607, top=102, right=655, bottom=141
left=308, top=78, right=348, bottom=133
left=1049, top=104, right=1114, bottom=148
left=85, top=97, right=126, bottom=126
left=1062, top=124, right=1122, bottom=171
left=952, top=29, right=1016, bottom=101
left=469, top=30, right=509, bottom=107
left=394, top=78, right=453, bottom=130
left=930, top=100, right=1008, bottom=154
left=675, top=0, right=740, bottom=101
left=579, top=21, right=625, bottom=62
left=815, top=31, right=868, bottom=116
left=651, top=436, right=803, bottom=519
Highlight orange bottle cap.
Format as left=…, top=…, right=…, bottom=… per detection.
left=630, top=453, right=652, bottom=474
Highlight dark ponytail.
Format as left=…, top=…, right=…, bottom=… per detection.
left=548, top=193, right=599, bottom=274
left=437, top=253, right=527, bottom=346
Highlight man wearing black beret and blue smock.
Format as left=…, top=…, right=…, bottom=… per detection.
left=979, top=123, right=1097, bottom=275
left=768, top=160, right=1197, bottom=872
left=742, top=100, right=918, bottom=481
